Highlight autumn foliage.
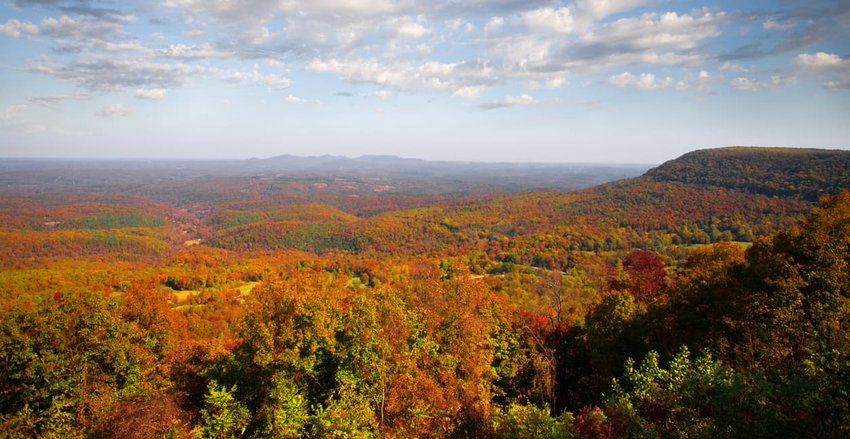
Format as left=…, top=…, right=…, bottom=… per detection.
left=1, top=150, right=848, bottom=437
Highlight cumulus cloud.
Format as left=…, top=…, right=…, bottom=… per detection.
left=7, top=0, right=735, bottom=101
left=795, top=52, right=848, bottom=70
left=606, top=72, right=673, bottom=90
left=795, top=52, right=850, bottom=92
left=386, top=16, right=429, bottom=39
left=528, top=76, right=567, bottom=89
left=484, top=16, right=505, bottom=34
left=96, top=103, right=132, bottom=118
left=522, top=7, right=575, bottom=35
left=135, top=88, right=166, bottom=100
left=5, top=0, right=844, bottom=105
left=224, top=64, right=292, bottom=89
left=158, top=43, right=233, bottom=59
left=306, top=58, right=496, bottom=96
left=445, top=18, right=475, bottom=33
left=453, top=86, right=485, bottom=98
left=585, top=11, right=725, bottom=53
left=0, top=19, right=39, bottom=39
left=262, top=75, right=292, bottom=88
left=730, top=75, right=796, bottom=91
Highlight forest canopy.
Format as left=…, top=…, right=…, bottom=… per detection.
left=0, top=148, right=848, bottom=437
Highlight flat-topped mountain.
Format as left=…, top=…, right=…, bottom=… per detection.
left=644, top=147, right=850, bottom=201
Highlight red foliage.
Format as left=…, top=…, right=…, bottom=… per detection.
left=617, top=249, right=668, bottom=303
left=574, top=405, right=618, bottom=438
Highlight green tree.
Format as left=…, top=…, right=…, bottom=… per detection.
left=0, top=291, right=155, bottom=436
left=199, top=381, right=249, bottom=439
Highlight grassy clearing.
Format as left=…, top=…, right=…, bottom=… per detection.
left=236, top=282, right=260, bottom=295
left=171, top=289, right=200, bottom=303
left=170, top=281, right=259, bottom=308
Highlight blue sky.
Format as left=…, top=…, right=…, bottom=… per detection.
left=0, top=0, right=848, bottom=163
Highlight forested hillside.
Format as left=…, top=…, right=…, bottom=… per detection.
left=645, top=147, right=850, bottom=200
left=0, top=148, right=848, bottom=437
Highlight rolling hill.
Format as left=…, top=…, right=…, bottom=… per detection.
left=644, top=147, right=850, bottom=201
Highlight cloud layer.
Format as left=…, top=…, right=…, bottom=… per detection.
left=0, top=0, right=847, bottom=121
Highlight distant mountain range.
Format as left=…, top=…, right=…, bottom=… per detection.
left=0, top=154, right=651, bottom=194
left=3, top=147, right=848, bottom=198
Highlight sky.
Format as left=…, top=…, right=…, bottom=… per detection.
left=0, top=0, right=848, bottom=163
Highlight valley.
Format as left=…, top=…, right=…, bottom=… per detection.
left=1, top=147, right=848, bottom=437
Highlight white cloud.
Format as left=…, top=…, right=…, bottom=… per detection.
left=40, top=15, right=122, bottom=38
left=606, top=72, right=673, bottom=90
left=720, top=62, right=749, bottom=73
left=730, top=75, right=795, bottom=91
left=11, top=1, right=732, bottom=100
left=586, top=11, right=725, bottom=52
left=0, top=19, right=39, bottom=39
left=30, top=57, right=198, bottom=92
left=795, top=52, right=850, bottom=92
left=795, top=52, right=848, bottom=71
left=387, top=16, right=429, bottom=39
left=824, top=80, right=850, bottom=91
left=374, top=89, right=393, bottom=98
left=285, top=94, right=322, bottom=104
left=729, top=77, right=760, bottom=91
left=8, top=0, right=830, bottom=110
left=453, top=86, right=485, bottom=98
left=485, top=16, right=505, bottom=34
left=763, top=18, right=796, bottom=31
left=224, top=67, right=291, bottom=89
left=158, top=43, right=233, bottom=59
left=445, top=18, right=475, bottom=33
left=262, top=75, right=292, bottom=88
left=135, top=88, right=166, bottom=99
left=505, top=94, right=540, bottom=106
left=306, top=58, right=495, bottom=96
left=476, top=93, right=557, bottom=110
left=529, top=76, right=567, bottom=89
left=523, top=7, right=575, bottom=35
left=96, top=103, right=132, bottom=118
left=545, top=77, right=567, bottom=88
left=242, top=26, right=273, bottom=44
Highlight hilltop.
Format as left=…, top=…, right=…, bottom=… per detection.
left=644, top=147, right=850, bottom=201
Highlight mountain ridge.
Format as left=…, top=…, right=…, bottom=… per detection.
left=643, top=146, right=850, bottom=201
